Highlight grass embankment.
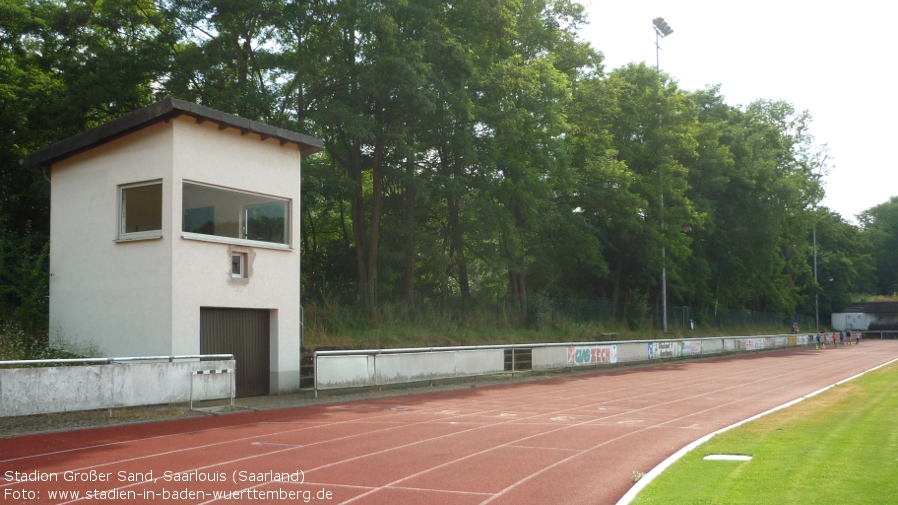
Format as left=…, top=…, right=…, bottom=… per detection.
left=302, top=300, right=795, bottom=349
left=304, top=314, right=789, bottom=349
left=631, top=362, right=898, bottom=505
left=304, top=324, right=788, bottom=349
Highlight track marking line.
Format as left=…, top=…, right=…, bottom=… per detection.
left=328, top=354, right=849, bottom=505
left=251, top=442, right=303, bottom=447
left=387, top=485, right=494, bottom=496
left=506, top=445, right=581, bottom=452
left=5, top=374, right=648, bottom=468
left=474, top=348, right=896, bottom=504
left=6, top=344, right=880, bottom=505
left=39, top=371, right=724, bottom=502
left=614, top=356, right=898, bottom=505
left=191, top=357, right=781, bottom=504
left=297, top=482, right=375, bottom=491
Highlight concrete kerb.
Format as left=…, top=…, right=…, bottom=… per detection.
left=614, top=355, right=898, bottom=505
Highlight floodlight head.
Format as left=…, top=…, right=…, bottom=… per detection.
left=653, top=17, right=674, bottom=37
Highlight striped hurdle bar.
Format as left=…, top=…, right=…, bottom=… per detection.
left=190, top=368, right=235, bottom=410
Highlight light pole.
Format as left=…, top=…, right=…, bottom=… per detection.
left=812, top=156, right=826, bottom=331
left=653, top=17, right=673, bottom=332
left=814, top=220, right=818, bottom=330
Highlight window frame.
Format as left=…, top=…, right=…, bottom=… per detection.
left=118, top=180, right=163, bottom=242
left=231, top=252, right=246, bottom=278
left=181, top=180, right=292, bottom=250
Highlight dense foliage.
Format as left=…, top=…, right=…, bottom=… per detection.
left=1, top=0, right=895, bottom=341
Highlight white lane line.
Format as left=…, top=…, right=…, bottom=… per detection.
left=388, top=485, right=494, bottom=496
left=44, top=367, right=728, bottom=504
left=4, top=345, right=853, bottom=505
left=476, top=351, right=878, bottom=504
left=193, top=358, right=784, bottom=504
left=614, top=356, right=898, bottom=505
left=333, top=353, right=854, bottom=505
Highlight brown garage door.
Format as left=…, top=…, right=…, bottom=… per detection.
left=200, top=307, right=270, bottom=397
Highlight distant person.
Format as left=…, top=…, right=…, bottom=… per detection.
left=856, top=331, right=861, bottom=345
left=839, top=331, right=845, bottom=345
left=816, top=331, right=822, bottom=349
left=791, top=322, right=799, bottom=333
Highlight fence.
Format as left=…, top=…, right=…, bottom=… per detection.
left=304, top=291, right=812, bottom=333
left=0, top=355, right=235, bottom=417
left=313, top=333, right=815, bottom=394
left=537, top=298, right=812, bottom=330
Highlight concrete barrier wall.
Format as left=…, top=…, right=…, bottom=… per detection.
left=533, top=347, right=567, bottom=370
left=317, top=349, right=505, bottom=390
left=318, top=334, right=815, bottom=392
left=617, top=342, right=647, bottom=363
left=376, top=351, right=458, bottom=385
left=0, top=360, right=234, bottom=417
left=316, top=355, right=375, bottom=389
left=456, top=349, right=506, bottom=376
left=703, top=339, right=724, bottom=354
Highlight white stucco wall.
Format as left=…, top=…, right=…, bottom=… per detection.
left=49, top=123, right=174, bottom=357
left=170, top=117, right=302, bottom=393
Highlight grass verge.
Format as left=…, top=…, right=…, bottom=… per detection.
left=631, top=361, right=898, bottom=505
left=302, top=303, right=792, bottom=349
left=303, top=322, right=792, bottom=349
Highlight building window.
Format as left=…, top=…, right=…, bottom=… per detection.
left=231, top=253, right=246, bottom=278
left=120, top=181, right=162, bottom=239
left=182, top=182, right=289, bottom=246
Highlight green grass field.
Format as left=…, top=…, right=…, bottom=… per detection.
left=631, top=361, right=898, bottom=505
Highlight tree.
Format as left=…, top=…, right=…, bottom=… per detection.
left=859, top=196, right=898, bottom=295
left=1, top=0, right=171, bottom=333
left=594, top=63, right=698, bottom=318
left=801, top=209, right=872, bottom=320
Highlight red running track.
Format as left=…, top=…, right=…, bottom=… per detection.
left=2, top=341, right=897, bottom=505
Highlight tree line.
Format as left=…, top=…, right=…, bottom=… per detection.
left=2, top=0, right=896, bottom=336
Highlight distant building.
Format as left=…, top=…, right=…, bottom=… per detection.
left=24, top=97, right=323, bottom=396
left=831, top=301, right=898, bottom=331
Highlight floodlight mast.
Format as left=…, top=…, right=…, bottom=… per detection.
left=813, top=156, right=827, bottom=331
left=653, top=17, right=673, bottom=333
left=653, top=17, right=673, bottom=70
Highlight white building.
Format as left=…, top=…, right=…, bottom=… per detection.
left=831, top=301, right=898, bottom=332
left=24, top=97, right=323, bottom=395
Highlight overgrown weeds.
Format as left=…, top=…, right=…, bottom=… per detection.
left=0, top=323, right=95, bottom=364
left=302, top=300, right=791, bottom=349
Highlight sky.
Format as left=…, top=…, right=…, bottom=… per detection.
left=578, top=0, right=896, bottom=223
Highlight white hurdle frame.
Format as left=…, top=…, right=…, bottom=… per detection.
left=189, top=368, right=235, bottom=410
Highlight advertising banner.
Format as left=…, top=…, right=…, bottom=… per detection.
left=681, top=340, right=702, bottom=356
left=566, top=345, right=618, bottom=365
left=651, top=341, right=681, bottom=359
left=745, top=338, right=766, bottom=351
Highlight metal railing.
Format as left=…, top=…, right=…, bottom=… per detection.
left=0, top=354, right=235, bottom=367
left=312, top=334, right=806, bottom=396
left=0, top=354, right=238, bottom=417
